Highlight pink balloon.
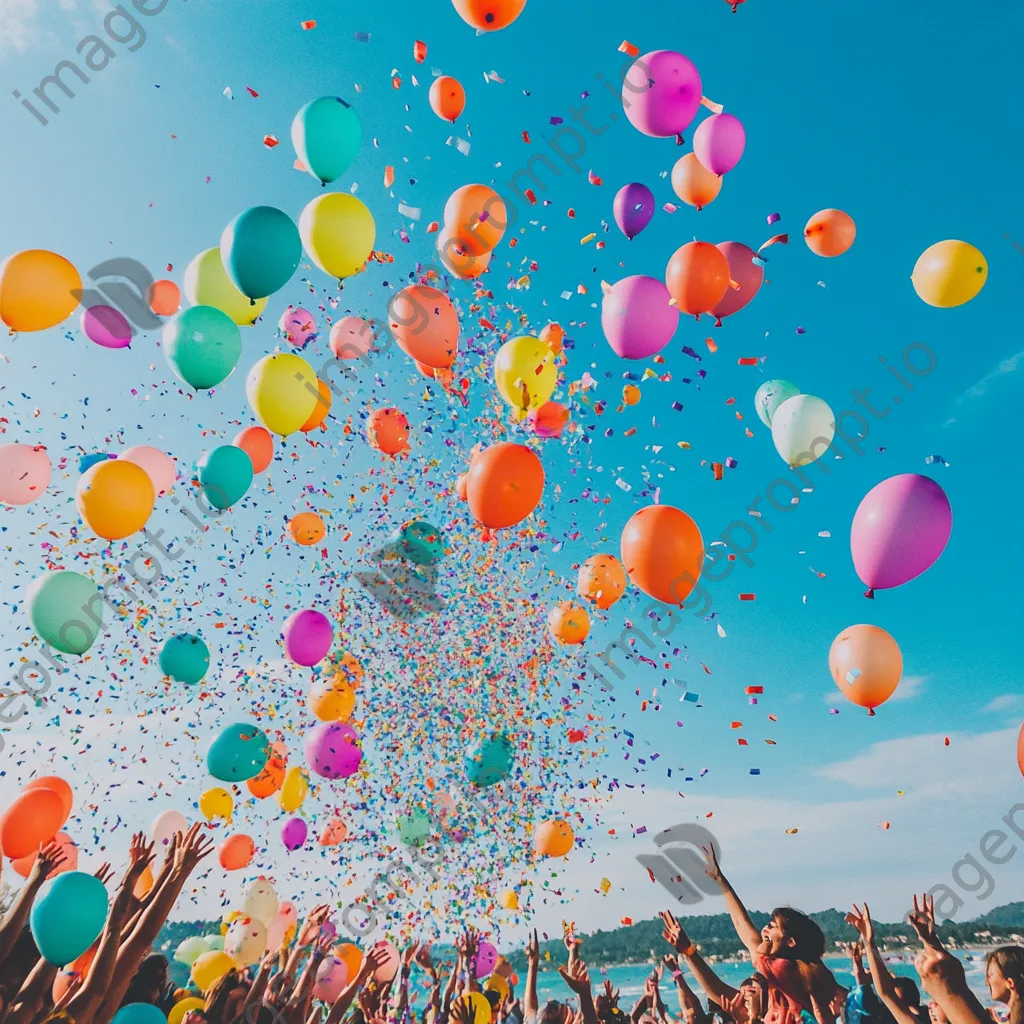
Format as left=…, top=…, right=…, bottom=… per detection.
left=329, top=317, right=377, bottom=360
left=283, top=609, right=333, bottom=666
left=281, top=816, right=308, bottom=851
left=692, top=113, right=746, bottom=176
left=473, top=940, right=499, bottom=978
left=0, top=444, right=51, bottom=506
left=709, top=243, right=763, bottom=323
left=372, top=941, right=400, bottom=983
left=623, top=51, right=702, bottom=139
left=120, top=446, right=176, bottom=497
left=851, top=474, right=952, bottom=596
left=601, top=276, right=679, bottom=359
left=315, top=957, right=348, bottom=1002
left=305, top=722, right=362, bottom=779
left=81, top=305, right=132, bottom=349
left=279, top=306, right=318, bottom=348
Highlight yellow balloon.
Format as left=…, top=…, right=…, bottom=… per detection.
left=184, top=248, right=268, bottom=326
left=485, top=976, right=510, bottom=1000
left=299, top=193, right=376, bottom=281
left=454, top=993, right=491, bottom=1024
left=76, top=459, right=155, bottom=540
left=911, top=240, right=987, bottom=308
left=498, top=889, right=519, bottom=910
left=200, top=786, right=234, bottom=823
left=494, top=336, right=557, bottom=419
left=246, top=353, right=319, bottom=436
left=0, top=250, right=82, bottom=333
left=278, top=765, right=309, bottom=813
left=169, top=997, right=205, bottom=1024
left=221, top=909, right=242, bottom=934
left=190, top=950, right=234, bottom=992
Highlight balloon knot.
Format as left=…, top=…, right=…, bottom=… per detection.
left=864, top=588, right=875, bottom=599
left=714, top=318, right=723, bottom=328
left=867, top=707, right=876, bottom=717
left=250, top=298, right=255, bottom=306
left=675, top=134, right=685, bottom=146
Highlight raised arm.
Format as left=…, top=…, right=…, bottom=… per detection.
left=914, top=948, right=988, bottom=1024
left=661, top=911, right=740, bottom=1007
left=701, top=846, right=761, bottom=957
left=524, top=929, right=540, bottom=1021
left=325, top=944, right=389, bottom=1024
left=847, top=904, right=918, bottom=1024
left=663, top=954, right=704, bottom=1021
left=0, top=839, right=68, bottom=964
left=558, top=957, right=598, bottom=1024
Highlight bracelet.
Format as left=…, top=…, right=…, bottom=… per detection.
left=680, top=945, right=697, bottom=958
left=671, top=971, right=683, bottom=981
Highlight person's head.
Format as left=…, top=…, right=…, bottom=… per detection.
left=540, top=1001, right=572, bottom=1024
left=485, top=989, right=501, bottom=1023
left=829, top=986, right=849, bottom=1019
left=986, top=947, right=1024, bottom=1005
left=739, top=974, right=766, bottom=1022
left=122, top=953, right=170, bottom=1006
left=204, top=970, right=248, bottom=1024
left=892, top=978, right=921, bottom=1011
left=760, top=908, right=825, bottom=961
left=927, top=1001, right=949, bottom=1024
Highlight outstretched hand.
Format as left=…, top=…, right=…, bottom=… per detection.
left=526, top=929, right=540, bottom=967
left=702, top=845, right=723, bottom=885
left=30, top=838, right=70, bottom=883
left=659, top=911, right=692, bottom=954
left=558, top=957, right=592, bottom=997
left=909, top=893, right=942, bottom=950
left=845, top=903, right=875, bottom=945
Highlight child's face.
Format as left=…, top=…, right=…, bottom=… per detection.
left=758, top=917, right=788, bottom=956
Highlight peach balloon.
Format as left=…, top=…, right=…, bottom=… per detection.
left=444, top=185, right=507, bottom=256
left=320, top=818, right=349, bottom=846
left=52, top=944, right=96, bottom=1004
left=429, top=76, right=466, bottom=122
left=11, top=830, right=77, bottom=878
left=547, top=602, right=590, bottom=645
left=466, top=442, right=544, bottom=529
left=0, top=444, right=51, bottom=505
left=665, top=241, right=730, bottom=318
left=219, top=833, right=256, bottom=870
left=234, top=426, right=274, bottom=474
left=289, top=511, right=326, bottom=546
left=534, top=819, right=574, bottom=857
left=300, top=380, right=332, bottom=432
left=120, top=446, right=176, bottom=496
left=148, top=280, right=181, bottom=316
left=133, top=863, right=155, bottom=899
left=620, top=505, right=704, bottom=606
left=539, top=323, right=564, bottom=355
left=577, top=554, right=626, bottom=610
left=670, top=153, right=723, bottom=211
left=451, top=0, right=527, bottom=31
left=389, top=285, right=459, bottom=369
left=529, top=401, right=570, bottom=438
left=804, top=209, right=856, bottom=257
left=367, top=408, right=410, bottom=457
left=829, top=624, right=903, bottom=714
left=456, top=473, right=469, bottom=501
left=438, top=231, right=492, bottom=281
left=330, top=316, right=377, bottom=361
left=0, top=787, right=64, bottom=859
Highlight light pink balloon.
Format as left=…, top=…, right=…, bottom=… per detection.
left=0, top=443, right=51, bottom=505
left=601, top=276, right=679, bottom=359
left=120, top=446, right=176, bottom=497
left=692, top=113, right=746, bottom=176
left=709, top=242, right=763, bottom=323
left=622, top=51, right=702, bottom=139
left=81, top=305, right=132, bottom=349
left=330, top=317, right=377, bottom=360
left=372, top=941, right=400, bottom=983
left=279, top=306, right=318, bottom=348
left=151, top=809, right=188, bottom=847
left=315, top=957, right=348, bottom=1002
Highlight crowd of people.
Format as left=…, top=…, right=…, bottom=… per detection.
left=1, top=834, right=1020, bottom=1024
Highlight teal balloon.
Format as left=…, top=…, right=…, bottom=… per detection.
left=113, top=1006, right=167, bottom=1024
left=163, top=306, right=242, bottom=390
left=79, top=452, right=113, bottom=473
left=220, top=206, right=301, bottom=300
left=198, top=445, right=253, bottom=511
left=159, top=633, right=210, bottom=685
left=207, top=722, right=270, bottom=782
left=292, top=97, right=362, bottom=185
left=465, top=732, right=514, bottom=788
left=393, top=519, right=444, bottom=566
left=27, top=570, right=101, bottom=655
left=754, top=379, right=801, bottom=429
left=30, top=871, right=109, bottom=965
left=397, top=808, right=433, bottom=847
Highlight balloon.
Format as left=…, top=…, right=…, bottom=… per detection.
left=577, top=554, right=626, bottom=610
left=21, top=776, right=73, bottom=821
left=204, top=934, right=225, bottom=950
left=398, top=809, right=433, bottom=847
left=11, top=830, right=76, bottom=879
left=27, top=570, right=101, bottom=654
left=388, top=285, right=459, bottom=368
left=315, top=957, right=349, bottom=1002
left=331, top=649, right=365, bottom=687
left=52, top=945, right=95, bottom=1004
left=120, top=446, right=175, bottom=497
left=305, top=722, right=363, bottom=779
left=169, top=998, right=205, bottom=1024
left=283, top=609, right=333, bottom=666
left=534, top=819, right=574, bottom=857
left=77, top=459, right=154, bottom=540
left=444, top=185, right=507, bottom=255
left=113, top=1005, right=167, bottom=1024
left=666, top=241, right=730, bottom=318
left=451, top=0, right=526, bottom=31
left=0, top=788, right=64, bottom=859
left=438, top=231, right=493, bottom=281
left=309, top=677, right=356, bottom=722
left=466, top=442, right=544, bottom=529
left=247, top=352, right=319, bottom=436
left=486, top=975, right=510, bottom=998
left=225, top=916, right=266, bottom=967
left=148, top=280, right=180, bottom=316
left=199, top=787, right=233, bottom=824
left=221, top=206, right=301, bottom=300
left=670, top=153, right=722, bottom=210
left=1018, top=721, right=1024, bottom=779
left=174, top=938, right=210, bottom=967
left=465, top=732, right=514, bottom=788
left=499, top=890, right=519, bottom=910
left=771, top=395, right=835, bottom=467
left=191, top=950, right=235, bottom=992
left=455, top=993, right=491, bottom=1024
left=217, top=834, right=256, bottom=872
left=709, top=242, right=763, bottom=323
left=529, top=401, right=570, bottom=438
left=163, top=306, right=242, bottom=390
left=183, top=248, right=267, bottom=326
left=539, top=322, right=564, bottom=355
left=547, top=601, right=590, bottom=644
left=430, top=76, right=466, bottom=122
left=330, top=316, right=378, bottom=361
left=334, top=943, right=363, bottom=983
left=207, top=723, right=270, bottom=782
left=30, top=871, right=108, bottom=965
left=159, top=633, right=210, bottom=686
left=803, top=209, right=856, bottom=257
left=289, top=511, right=326, bottom=546
left=0, top=444, right=51, bottom=505
left=299, top=193, right=375, bottom=282
left=612, top=183, right=655, bottom=240
left=622, top=51, right=702, bottom=139
left=81, top=304, right=132, bottom=349
left=367, top=408, right=411, bottom=457
left=247, top=742, right=286, bottom=799
left=198, top=445, right=253, bottom=511
left=693, top=113, right=745, bottom=175
left=474, top=941, right=499, bottom=979
left=278, top=766, right=309, bottom=813
left=754, top=379, right=801, bottom=429
left=320, top=818, right=348, bottom=846
left=850, top=474, right=952, bottom=595
left=494, top=336, right=558, bottom=417
left=291, top=96, right=362, bottom=185
left=456, top=473, right=469, bottom=501
left=234, top=426, right=273, bottom=474
left=299, top=380, right=332, bottom=433
left=601, top=276, right=678, bottom=359
left=0, top=250, right=81, bottom=332
left=373, top=941, right=401, bottom=982
left=622, top=384, right=641, bottom=406
left=621, top=505, right=704, bottom=606
left=829, top=624, right=903, bottom=713
left=911, top=240, right=987, bottom=308
left=393, top=519, right=444, bottom=566
left=278, top=305, right=318, bottom=348
left=281, top=817, right=308, bottom=852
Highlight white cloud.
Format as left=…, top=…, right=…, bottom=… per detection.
left=889, top=674, right=928, bottom=701
left=983, top=694, right=1024, bottom=713
left=0, top=0, right=42, bottom=53
left=946, top=349, right=1024, bottom=426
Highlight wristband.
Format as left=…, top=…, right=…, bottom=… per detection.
left=680, top=945, right=697, bottom=958
left=671, top=971, right=683, bottom=981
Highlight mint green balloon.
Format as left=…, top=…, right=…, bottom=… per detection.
left=159, top=633, right=210, bottom=685
left=198, top=446, right=253, bottom=511
left=291, top=97, right=362, bottom=185
left=27, top=570, right=101, bottom=655
left=207, top=722, right=270, bottom=782
left=163, top=306, right=242, bottom=390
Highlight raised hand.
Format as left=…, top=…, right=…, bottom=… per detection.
left=127, top=832, right=156, bottom=875
left=297, top=904, right=332, bottom=946
left=526, top=929, right=540, bottom=967
left=402, top=941, right=421, bottom=967
left=659, top=911, right=692, bottom=954
left=30, top=838, right=70, bottom=882
left=662, top=954, right=679, bottom=973
left=94, top=861, right=115, bottom=885
left=359, top=942, right=391, bottom=982
left=702, top=845, right=723, bottom=885
left=846, top=903, right=875, bottom=945
left=914, top=945, right=966, bottom=999
left=452, top=996, right=477, bottom=1024
left=909, top=893, right=941, bottom=949
left=558, top=957, right=592, bottom=997
left=174, top=823, right=215, bottom=874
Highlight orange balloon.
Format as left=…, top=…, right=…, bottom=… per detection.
left=334, top=943, right=363, bottom=982
left=0, top=250, right=82, bottom=333
left=300, top=380, right=332, bottom=432
left=529, top=401, right=570, bottom=438
left=438, top=231, right=492, bottom=280
left=804, top=209, right=856, bottom=257
left=219, top=833, right=256, bottom=870
left=0, top=787, right=64, bottom=859
left=289, top=511, right=326, bottom=546
left=133, top=862, right=154, bottom=899
left=444, top=185, right=507, bottom=256
left=577, top=554, right=626, bottom=610
left=77, top=458, right=155, bottom=541
left=466, top=442, right=544, bottom=529
left=451, top=0, right=526, bottom=31
left=320, top=818, right=348, bottom=846
left=456, top=473, right=469, bottom=502
left=367, top=408, right=410, bottom=457
left=665, top=241, right=730, bottom=318
left=21, top=776, right=73, bottom=823
left=247, top=747, right=286, bottom=799
left=332, top=651, right=364, bottom=689
left=670, top=153, right=723, bottom=211
left=11, top=830, right=77, bottom=878
left=388, top=285, right=459, bottom=369
left=534, top=819, right=574, bottom=858
left=52, top=944, right=96, bottom=1004
left=429, top=76, right=466, bottom=122
left=1017, top=721, right=1024, bottom=779
left=622, top=384, right=641, bottom=406
left=147, top=279, right=181, bottom=316
left=828, top=624, right=903, bottom=712
left=547, top=602, right=590, bottom=645
left=234, top=426, right=274, bottom=473
left=539, top=323, right=564, bottom=355
left=309, top=678, right=355, bottom=722
left=620, top=505, right=704, bottom=606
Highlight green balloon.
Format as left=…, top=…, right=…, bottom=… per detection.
left=465, top=732, right=514, bottom=788
left=397, top=808, right=433, bottom=848
left=291, top=97, right=362, bottom=185
left=198, top=445, right=253, bottom=511
left=159, top=633, right=210, bottom=685
left=27, top=570, right=101, bottom=655
left=220, top=206, right=301, bottom=301
left=393, top=519, right=444, bottom=566
left=30, top=871, right=109, bottom=966
left=207, top=722, right=270, bottom=782
left=163, top=306, right=242, bottom=390
left=754, top=379, right=801, bottom=429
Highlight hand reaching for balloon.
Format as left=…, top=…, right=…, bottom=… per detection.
left=702, top=845, right=723, bottom=885
left=94, top=862, right=115, bottom=886
left=297, top=904, right=332, bottom=946
left=29, top=838, right=69, bottom=883
left=659, top=911, right=692, bottom=954
left=558, top=958, right=592, bottom=998
left=358, top=943, right=390, bottom=984
left=174, top=823, right=215, bottom=875
left=908, top=893, right=942, bottom=950
left=845, top=903, right=875, bottom=946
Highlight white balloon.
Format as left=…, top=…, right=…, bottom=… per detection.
left=174, top=936, right=211, bottom=966
left=241, top=877, right=279, bottom=925
left=225, top=916, right=267, bottom=967
left=151, top=809, right=188, bottom=848
left=754, top=379, right=800, bottom=429
left=771, top=394, right=835, bottom=467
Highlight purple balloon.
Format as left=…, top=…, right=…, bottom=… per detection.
left=850, top=474, right=952, bottom=596
left=278, top=305, right=318, bottom=349
left=283, top=609, right=332, bottom=666
left=281, top=816, right=308, bottom=851
left=473, top=940, right=499, bottom=979
left=693, top=113, right=746, bottom=176
left=81, top=305, right=132, bottom=349
left=623, top=50, right=703, bottom=139
left=709, top=242, right=763, bottom=322
left=613, top=183, right=655, bottom=240
left=601, top=276, right=679, bottom=360
left=305, top=722, right=362, bottom=779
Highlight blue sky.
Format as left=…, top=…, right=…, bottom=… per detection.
left=1, top=0, right=1023, bottom=936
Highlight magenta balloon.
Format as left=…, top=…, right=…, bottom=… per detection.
left=305, top=722, right=362, bottom=779
left=283, top=609, right=333, bottom=666
left=612, top=183, right=655, bottom=240
left=278, top=305, right=317, bottom=348
left=850, top=474, right=952, bottom=594
left=623, top=51, right=702, bottom=139
left=281, top=816, right=308, bottom=851
left=692, top=113, right=746, bottom=175
left=82, top=305, right=132, bottom=349
left=710, top=243, right=764, bottom=322
left=473, top=940, right=499, bottom=979
left=601, top=276, right=679, bottom=359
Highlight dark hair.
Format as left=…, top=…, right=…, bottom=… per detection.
left=771, top=908, right=825, bottom=961
left=540, top=1001, right=567, bottom=1024
left=204, top=970, right=243, bottom=1024
left=893, top=977, right=921, bottom=1008
left=987, top=947, right=1024, bottom=986
left=740, top=975, right=767, bottom=995
left=122, top=954, right=171, bottom=1007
